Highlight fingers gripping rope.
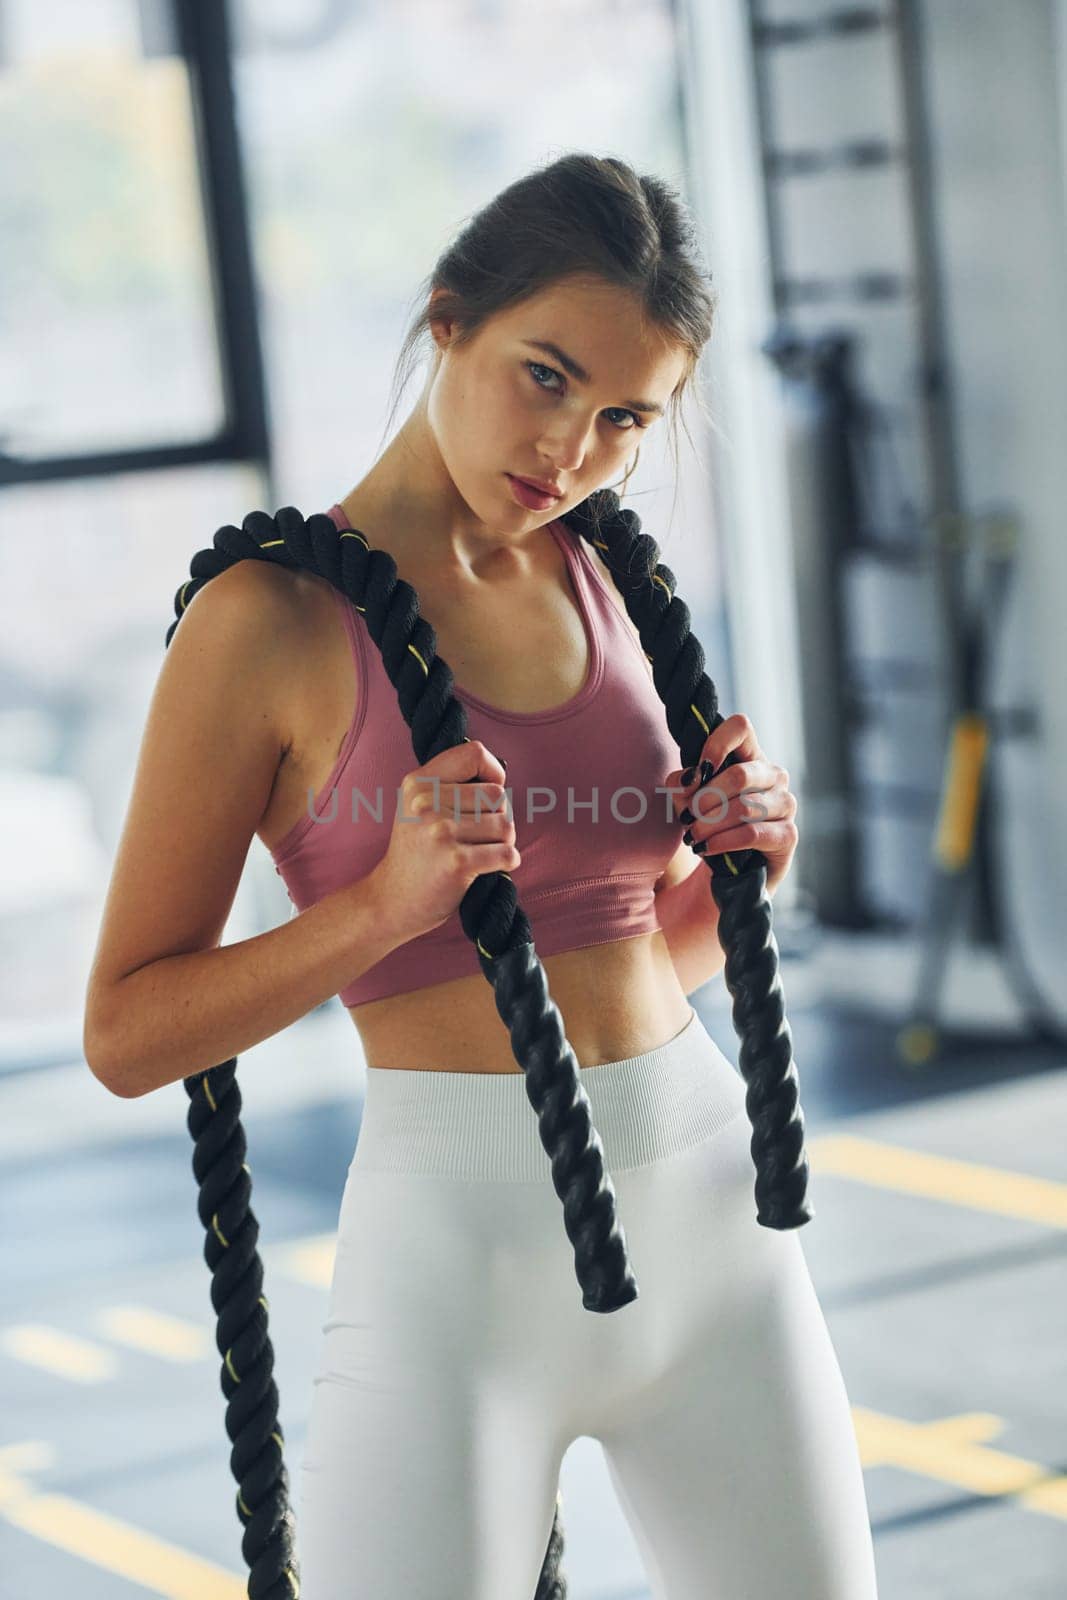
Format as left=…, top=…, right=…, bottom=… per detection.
left=168, top=487, right=813, bottom=1599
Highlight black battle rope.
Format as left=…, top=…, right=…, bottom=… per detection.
left=166, top=485, right=813, bottom=1599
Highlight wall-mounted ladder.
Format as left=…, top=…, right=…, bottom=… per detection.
left=743, top=2, right=1059, bottom=1059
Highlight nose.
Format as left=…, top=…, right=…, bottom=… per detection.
left=539, top=415, right=599, bottom=475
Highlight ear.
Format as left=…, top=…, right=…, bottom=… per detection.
left=428, top=285, right=454, bottom=348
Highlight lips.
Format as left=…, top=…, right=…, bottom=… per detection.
left=505, top=474, right=564, bottom=512
left=512, top=474, right=561, bottom=498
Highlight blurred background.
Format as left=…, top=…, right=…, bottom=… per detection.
left=2, top=0, right=1065, bottom=1595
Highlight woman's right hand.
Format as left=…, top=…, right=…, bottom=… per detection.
left=368, top=741, right=519, bottom=943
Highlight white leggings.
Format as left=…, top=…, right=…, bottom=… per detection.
left=297, top=1007, right=879, bottom=1599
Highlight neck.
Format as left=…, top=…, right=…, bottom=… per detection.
left=339, top=397, right=551, bottom=581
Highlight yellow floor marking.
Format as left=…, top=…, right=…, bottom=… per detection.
left=853, top=1407, right=1067, bottom=1517
left=3, top=1402, right=1066, bottom=1600
left=810, top=1134, right=1067, bottom=1228
left=1, top=1325, right=117, bottom=1383
left=0, top=1442, right=246, bottom=1596
left=93, top=1306, right=210, bottom=1363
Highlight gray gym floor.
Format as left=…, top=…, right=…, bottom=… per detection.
left=2, top=930, right=1063, bottom=1598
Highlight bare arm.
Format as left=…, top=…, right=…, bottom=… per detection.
left=82, top=559, right=402, bottom=1098
left=90, top=875, right=402, bottom=1097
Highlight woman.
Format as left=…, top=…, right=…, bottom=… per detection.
left=84, top=154, right=878, bottom=1598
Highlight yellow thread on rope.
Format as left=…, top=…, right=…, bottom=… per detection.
left=237, top=1490, right=250, bottom=1518
left=258, top=538, right=285, bottom=548
left=722, top=853, right=740, bottom=876
left=259, top=1294, right=269, bottom=1312
left=337, top=528, right=428, bottom=646
left=211, top=1213, right=229, bottom=1248
left=225, top=1347, right=241, bottom=1383
left=337, top=530, right=371, bottom=612
left=466, top=867, right=513, bottom=959
left=652, top=574, right=671, bottom=595
left=201, top=1074, right=217, bottom=1112
left=690, top=704, right=711, bottom=737
left=271, top=1431, right=284, bottom=1451
left=934, top=712, right=989, bottom=871
left=285, top=1567, right=300, bottom=1597
left=179, top=581, right=192, bottom=611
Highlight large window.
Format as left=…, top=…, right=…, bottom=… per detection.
left=0, top=0, right=726, bottom=1061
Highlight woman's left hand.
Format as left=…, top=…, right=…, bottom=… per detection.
left=665, top=713, right=799, bottom=897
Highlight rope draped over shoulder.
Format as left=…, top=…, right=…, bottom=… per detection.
left=167, top=486, right=813, bottom=1600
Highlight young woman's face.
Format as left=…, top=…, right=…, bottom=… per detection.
left=427, top=275, right=689, bottom=530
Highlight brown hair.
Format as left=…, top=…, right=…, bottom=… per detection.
left=377, top=151, right=720, bottom=530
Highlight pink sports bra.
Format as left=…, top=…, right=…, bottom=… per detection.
left=268, top=503, right=685, bottom=1005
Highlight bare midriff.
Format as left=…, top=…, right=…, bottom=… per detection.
left=257, top=500, right=693, bottom=1074
left=348, top=933, right=693, bottom=1073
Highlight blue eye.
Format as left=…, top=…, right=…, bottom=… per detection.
left=525, top=361, right=644, bottom=430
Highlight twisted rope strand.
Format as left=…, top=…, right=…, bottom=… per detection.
left=168, top=487, right=812, bottom=1598
left=186, top=1062, right=299, bottom=1599
left=562, top=493, right=814, bottom=1229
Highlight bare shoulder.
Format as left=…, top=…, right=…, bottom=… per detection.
left=187, top=555, right=304, bottom=633
left=82, top=556, right=310, bottom=1070
left=208, top=558, right=347, bottom=737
